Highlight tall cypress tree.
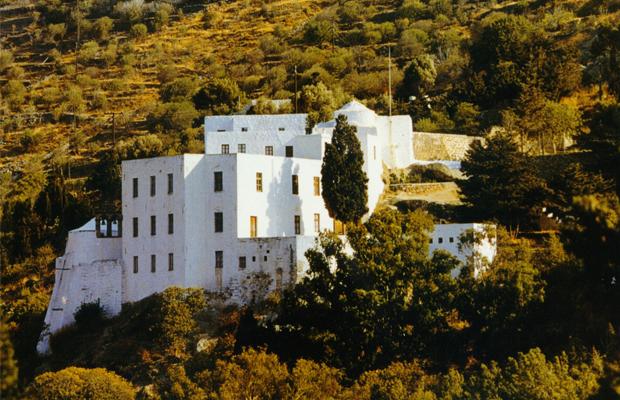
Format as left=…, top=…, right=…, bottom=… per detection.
left=321, top=114, right=368, bottom=223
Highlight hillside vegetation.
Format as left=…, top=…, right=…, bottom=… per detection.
left=1, top=0, right=620, bottom=398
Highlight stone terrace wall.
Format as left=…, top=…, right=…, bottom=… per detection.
left=413, top=132, right=482, bottom=161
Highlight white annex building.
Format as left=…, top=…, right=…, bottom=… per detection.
left=37, top=101, right=496, bottom=354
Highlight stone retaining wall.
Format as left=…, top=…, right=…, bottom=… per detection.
left=413, top=132, right=482, bottom=161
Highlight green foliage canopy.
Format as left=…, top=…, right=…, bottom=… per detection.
left=320, top=114, right=368, bottom=223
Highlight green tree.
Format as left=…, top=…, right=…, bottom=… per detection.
left=300, top=82, right=341, bottom=130
left=160, top=77, right=198, bottom=103
left=290, top=359, right=343, bottom=399
left=277, top=209, right=459, bottom=374
left=398, top=54, right=437, bottom=100
left=86, top=149, right=121, bottom=204
left=26, top=367, right=135, bottom=399
left=462, top=348, right=603, bottom=400
left=200, top=348, right=290, bottom=400
left=590, top=22, right=620, bottom=100
left=453, top=102, right=480, bottom=134
left=467, top=15, right=580, bottom=106
left=147, top=101, right=199, bottom=132
left=561, top=195, right=620, bottom=291
left=193, top=78, right=243, bottom=115
left=321, top=114, right=368, bottom=223
left=458, top=135, right=547, bottom=230
left=457, top=230, right=546, bottom=360
left=577, top=102, right=620, bottom=193
left=145, top=287, right=207, bottom=359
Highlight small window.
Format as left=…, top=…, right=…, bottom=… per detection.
left=168, top=214, right=174, bottom=234
left=150, top=176, right=156, bottom=197
left=214, top=212, right=223, bottom=233
left=214, top=171, right=223, bottom=192
left=238, top=144, right=246, bottom=153
left=238, top=256, right=246, bottom=269
left=168, top=173, right=173, bottom=194
left=264, top=256, right=267, bottom=261
left=278, top=127, right=285, bottom=131
left=151, top=215, right=156, bottom=236
left=449, top=237, right=454, bottom=243
left=265, top=146, right=273, bottom=156
left=294, top=215, right=301, bottom=235
left=132, top=178, right=138, bottom=198
left=241, top=127, right=248, bottom=132
left=133, top=217, right=139, bottom=237
left=313, top=177, right=320, bottom=196
left=168, top=253, right=174, bottom=271
left=314, top=213, right=320, bottom=233
left=333, top=219, right=345, bottom=235
left=250, top=216, right=257, bottom=238
left=438, top=237, right=443, bottom=244
left=217, top=129, right=226, bottom=132
left=252, top=256, right=256, bottom=262
left=285, top=146, right=293, bottom=157
left=373, top=146, right=376, bottom=160
left=221, top=144, right=230, bottom=154
left=429, top=238, right=433, bottom=244
left=215, top=250, right=223, bottom=268
left=292, top=174, right=298, bottom=195
left=133, top=256, right=139, bottom=273
left=151, top=254, right=156, bottom=273
left=256, top=172, right=263, bottom=192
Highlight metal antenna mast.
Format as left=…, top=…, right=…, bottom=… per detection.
left=388, top=46, right=392, bottom=117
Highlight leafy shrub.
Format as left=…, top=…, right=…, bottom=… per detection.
left=78, top=40, right=100, bottom=64
left=152, top=3, right=174, bottom=31
left=407, top=163, right=456, bottom=183
left=114, top=0, right=146, bottom=27
left=92, top=16, right=114, bottom=40
left=47, top=23, right=67, bottom=44
left=27, top=367, right=136, bottom=399
left=160, top=77, right=198, bottom=102
left=129, top=23, right=148, bottom=40
left=203, top=8, right=222, bottom=29
left=90, top=90, right=108, bottom=111
left=2, top=80, right=27, bottom=110
left=0, top=49, right=13, bottom=73
left=74, top=301, right=106, bottom=331
left=398, top=28, right=429, bottom=58
left=193, top=78, right=243, bottom=115
left=303, top=18, right=336, bottom=45
left=415, top=117, right=438, bottom=132
left=147, top=101, right=199, bottom=132
left=5, top=65, right=24, bottom=80
left=20, top=130, right=44, bottom=151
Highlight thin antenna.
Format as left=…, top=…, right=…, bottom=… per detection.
left=388, top=46, right=392, bottom=117
left=294, top=65, right=298, bottom=113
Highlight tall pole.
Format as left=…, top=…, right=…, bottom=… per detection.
left=388, top=46, right=392, bottom=117
left=74, top=0, right=80, bottom=130
left=294, top=65, right=298, bottom=113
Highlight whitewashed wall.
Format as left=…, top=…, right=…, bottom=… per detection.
left=235, top=154, right=332, bottom=238
left=205, top=114, right=309, bottom=157
left=430, top=223, right=497, bottom=277
left=122, top=156, right=190, bottom=302
left=37, top=222, right=122, bottom=354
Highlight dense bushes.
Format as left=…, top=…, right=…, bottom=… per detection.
left=26, top=367, right=135, bottom=400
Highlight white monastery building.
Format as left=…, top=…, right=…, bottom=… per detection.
left=37, top=101, right=496, bottom=354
